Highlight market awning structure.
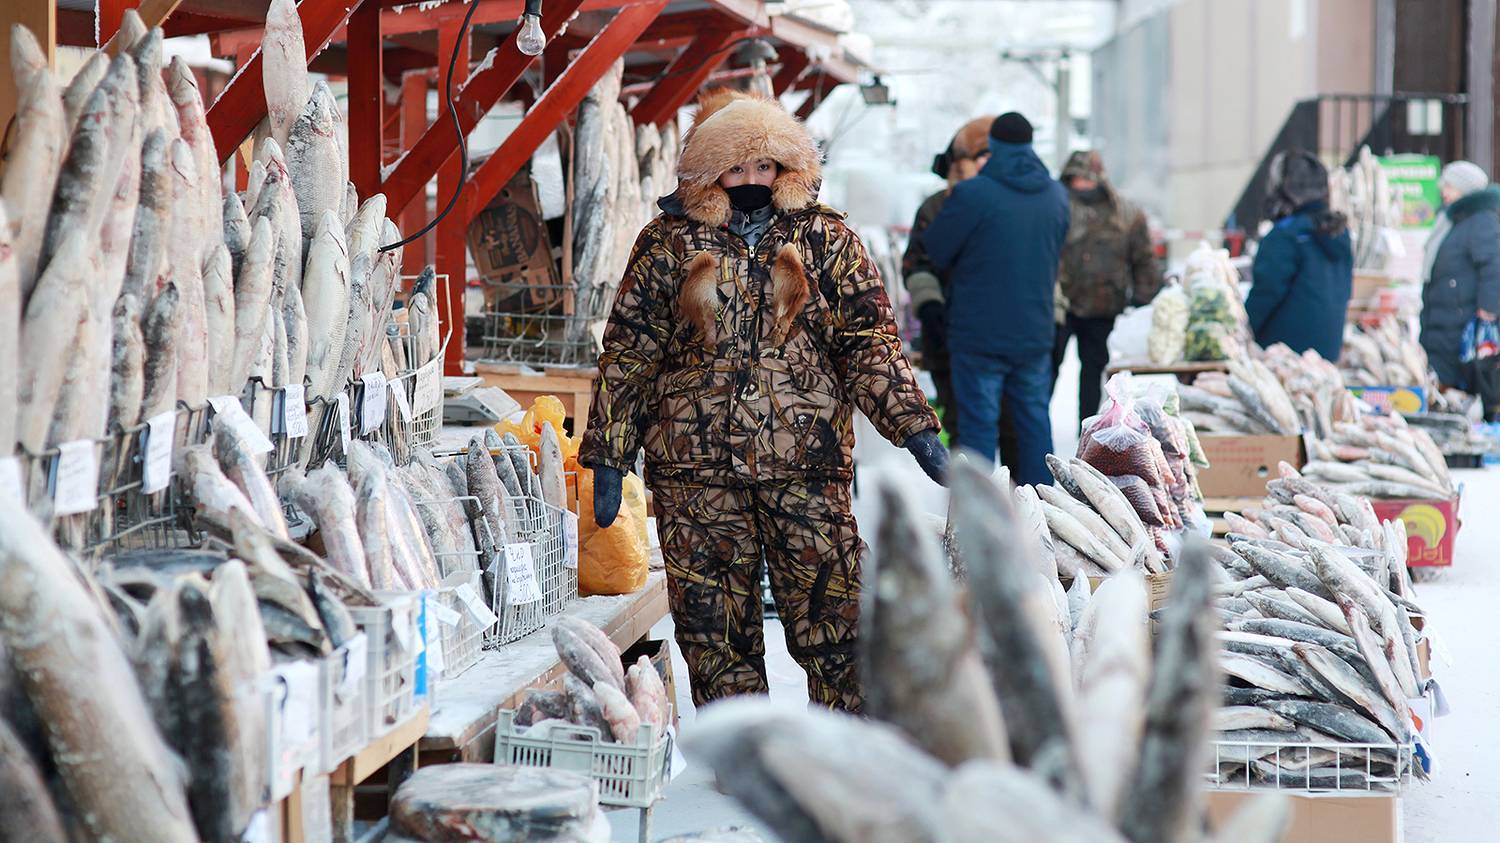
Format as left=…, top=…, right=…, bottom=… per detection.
left=22, top=0, right=867, bottom=374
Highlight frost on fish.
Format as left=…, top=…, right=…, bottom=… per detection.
left=286, top=82, right=344, bottom=257
left=301, top=210, right=352, bottom=400
left=261, top=0, right=310, bottom=150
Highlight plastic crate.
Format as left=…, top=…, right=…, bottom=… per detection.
left=317, top=634, right=370, bottom=774
left=347, top=594, right=422, bottom=736
left=266, top=658, right=322, bottom=802
left=427, top=572, right=489, bottom=680
left=493, top=709, right=672, bottom=808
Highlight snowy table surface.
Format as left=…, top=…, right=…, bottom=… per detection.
left=422, top=569, right=668, bottom=755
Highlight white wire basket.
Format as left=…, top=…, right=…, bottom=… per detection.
left=317, top=634, right=369, bottom=774
left=426, top=571, right=489, bottom=681
left=347, top=594, right=422, bottom=737
left=488, top=492, right=577, bottom=645
left=390, top=272, right=453, bottom=450
left=1206, top=736, right=1417, bottom=793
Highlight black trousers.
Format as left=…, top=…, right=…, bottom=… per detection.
left=1058, top=313, right=1117, bottom=422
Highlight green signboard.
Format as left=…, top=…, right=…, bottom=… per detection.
left=1378, top=154, right=1443, bottom=229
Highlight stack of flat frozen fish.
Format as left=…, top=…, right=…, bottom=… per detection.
left=1341, top=316, right=1431, bottom=390
left=1180, top=358, right=1303, bottom=436
left=686, top=463, right=1291, bottom=843
left=1300, top=414, right=1455, bottom=499
left=1257, top=344, right=1361, bottom=440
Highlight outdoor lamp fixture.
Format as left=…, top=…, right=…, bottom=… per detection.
left=738, top=38, right=780, bottom=65
left=517, top=0, right=547, bottom=56
left=860, top=75, right=892, bottom=106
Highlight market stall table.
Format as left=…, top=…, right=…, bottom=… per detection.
left=421, top=568, right=669, bottom=762
left=1105, top=358, right=1231, bottom=384
left=472, top=362, right=598, bottom=434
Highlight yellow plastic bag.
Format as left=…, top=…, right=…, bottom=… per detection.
left=577, top=467, right=650, bottom=595
left=496, top=395, right=581, bottom=464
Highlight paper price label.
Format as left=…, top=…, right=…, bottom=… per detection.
left=504, top=543, right=543, bottom=606
left=142, top=412, right=177, bottom=494
left=207, top=395, right=274, bottom=454
left=430, top=600, right=463, bottom=627
left=0, top=456, right=23, bottom=502
left=335, top=393, right=352, bottom=454
left=282, top=384, right=308, bottom=439
left=389, top=379, right=412, bottom=422
left=339, top=634, right=368, bottom=694
left=241, top=811, right=271, bottom=843
left=53, top=440, right=100, bottom=516
left=276, top=660, right=319, bottom=747
left=455, top=582, right=501, bottom=628
left=359, top=373, right=388, bottom=435
left=390, top=603, right=413, bottom=653
left=564, top=510, right=580, bottom=570
left=414, top=359, right=442, bottom=414
left=426, top=628, right=446, bottom=674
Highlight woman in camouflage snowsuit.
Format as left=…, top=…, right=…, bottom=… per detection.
left=580, top=90, right=946, bottom=711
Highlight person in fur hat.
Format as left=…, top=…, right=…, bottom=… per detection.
left=580, top=90, right=946, bottom=711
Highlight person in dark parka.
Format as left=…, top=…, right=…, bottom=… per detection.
left=1246, top=150, right=1353, bottom=361
left=922, top=113, right=1070, bottom=484
left=1420, top=160, right=1500, bottom=388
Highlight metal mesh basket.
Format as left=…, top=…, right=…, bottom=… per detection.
left=1205, top=736, right=1418, bottom=793
left=348, top=595, right=422, bottom=737
left=427, top=571, right=489, bottom=681
left=391, top=273, right=453, bottom=450
left=487, top=492, right=577, bottom=646
left=477, top=282, right=596, bottom=368
left=317, top=634, right=370, bottom=774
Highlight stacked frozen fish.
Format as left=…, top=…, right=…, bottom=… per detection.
left=510, top=616, right=670, bottom=745
left=1257, top=344, right=1361, bottom=440
left=1180, top=358, right=1303, bottom=436
left=1301, top=414, right=1455, bottom=499
left=1341, top=316, right=1432, bottom=388
left=1328, top=147, right=1399, bottom=272
left=683, top=465, right=1291, bottom=843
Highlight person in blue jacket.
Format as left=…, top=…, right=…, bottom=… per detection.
left=922, top=113, right=1070, bottom=484
left=1246, top=150, right=1353, bottom=361
left=1420, top=160, right=1500, bottom=389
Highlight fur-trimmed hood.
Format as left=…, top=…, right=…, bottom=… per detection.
left=673, top=89, right=822, bottom=227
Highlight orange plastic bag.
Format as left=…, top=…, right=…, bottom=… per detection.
left=496, top=395, right=581, bottom=464
left=576, top=467, right=650, bottom=595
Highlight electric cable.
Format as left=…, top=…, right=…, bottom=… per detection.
left=378, top=0, right=483, bottom=253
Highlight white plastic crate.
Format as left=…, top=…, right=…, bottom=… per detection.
left=317, top=634, right=369, bottom=774
left=427, top=572, right=490, bottom=680
left=347, top=594, right=422, bottom=737
left=493, top=708, right=672, bottom=843
left=265, top=659, right=321, bottom=802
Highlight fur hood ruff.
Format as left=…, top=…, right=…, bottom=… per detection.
left=675, top=89, right=822, bottom=228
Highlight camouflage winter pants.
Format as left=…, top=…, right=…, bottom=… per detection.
left=652, top=478, right=864, bottom=713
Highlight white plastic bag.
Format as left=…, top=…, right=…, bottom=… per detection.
left=1108, top=305, right=1154, bottom=362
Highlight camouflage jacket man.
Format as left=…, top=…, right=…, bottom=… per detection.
left=1057, top=155, right=1162, bottom=319
left=581, top=95, right=937, bottom=485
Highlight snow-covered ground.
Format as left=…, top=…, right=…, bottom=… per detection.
left=610, top=343, right=1495, bottom=840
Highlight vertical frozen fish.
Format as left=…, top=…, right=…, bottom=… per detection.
left=0, top=203, right=17, bottom=455
left=60, top=50, right=107, bottom=132
left=282, top=282, right=309, bottom=388
left=213, top=424, right=290, bottom=539
left=139, top=282, right=181, bottom=422
left=125, top=129, right=173, bottom=301
left=262, top=0, right=311, bottom=149
left=167, top=56, right=224, bottom=251
left=1072, top=570, right=1149, bottom=817
left=4, top=25, right=65, bottom=304
left=169, top=137, right=210, bottom=407
left=540, top=423, right=567, bottom=510
left=38, top=57, right=126, bottom=281
left=287, top=466, right=371, bottom=588
left=107, top=293, right=146, bottom=433
left=363, top=219, right=403, bottom=375
left=0, top=495, right=199, bottom=843
left=302, top=210, right=352, bottom=399
left=224, top=192, right=251, bottom=280
left=286, top=82, right=345, bottom=257
left=202, top=244, right=237, bottom=395
left=16, top=231, right=92, bottom=454
left=231, top=218, right=277, bottom=389
left=250, top=138, right=303, bottom=296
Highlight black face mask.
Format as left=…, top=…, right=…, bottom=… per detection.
left=726, top=183, right=773, bottom=212
left=1071, top=185, right=1105, bottom=204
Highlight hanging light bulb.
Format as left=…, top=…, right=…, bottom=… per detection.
left=517, top=0, right=546, bottom=56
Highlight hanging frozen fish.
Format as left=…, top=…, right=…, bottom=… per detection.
left=16, top=231, right=92, bottom=454
left=231, top=218, right=277, bottom=390
left=283, top=283, right=309, bottom=388
left=168, top=137, right=210, bottom=408
left=167, top=56, right=223, bottom=244
left=340, top=182, right=357, bottom=227
left=213, top=424, right=289, bottom=539
left=4, top=24, right=65, bottom=305
left=261, top=0, right=310, bottom=150
left=127, top=26, right=175, bottom=140
left=224, top=192, right=251, bottom=279
left=202, top=244, right=236, bottom=395
left=0, top=204, right=17, bottom=456
left=302, top=210, right=352, bottom=400
left=540, top=423, right=567, bottom=510
left=363, top=219, right=403, bottom=375
left=287, top=82, right=345, bottom=257
left=125, top=129, right=173, bottom=301
left=0, top=496, right=199, bottom=843
left=38, top=57, right=124, bottom=282
left=60, top=50, right=107, bottom=133
left=337, top=248, right=374, bottom=390
left=107, top=294, right=146, bottom=435
left=251, top=138, right=304, bottom=296
left=140, top=282, right=181, bottom=422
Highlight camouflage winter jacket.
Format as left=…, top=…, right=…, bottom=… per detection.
left=1057, top=188, right=1163, bottom=319
left=580, top=200, right=938, bottom=484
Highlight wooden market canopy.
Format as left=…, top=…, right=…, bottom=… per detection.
left=15, top=0, right=866, bottom=373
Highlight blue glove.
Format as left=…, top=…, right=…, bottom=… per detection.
left=587, top=464, right=624, bottom=528
left=903, top=429, right=949, bottom=485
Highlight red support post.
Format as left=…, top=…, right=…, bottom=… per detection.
left=347, top=0, right=384, bottom=199
left=96, top=0, right=136, bottom=48
left=398, top=71, right=431, bottom=277
left=378, top=0, right=587, bottom=216
left=458, top=0, right=669, bottom=222
left=795, top=73, right=836, bottom=120
left=436, top=17, right=472, bottom=376
left=771, top=49, right=810, bottom=96
left=630, top=27, right=746, bottom=126
left=205, top=0, right=371, bottom=163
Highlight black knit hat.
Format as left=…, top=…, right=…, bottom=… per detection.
left=990, top=112, right=1034, bottom=145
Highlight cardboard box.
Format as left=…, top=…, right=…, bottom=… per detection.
left=1370, top=494, right=1460, bottom=568
left=1195, top=434, right=1306, bottom=498
left=1206, top=791, right=1400, bottom=843
left=465, top=167, right=561, bottom=311
left=1350, top=270, right=1392, bottom=307
left=1349, top=385, right=1427, bottom=415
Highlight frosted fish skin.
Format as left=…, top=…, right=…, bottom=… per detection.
left=125, top=129, right=173, bottom=301
left=107, top=293, right=147, bottom=433
left=38, top=58, right=119, bottom=280
left=0, top=203, right=18, bottom=455
left=16, top=231, right=92, bottom=454
left=224, top=192, right=251, bottom=280
left=167, top=56, right=223, bottom=251
left=301, top=210, right=352, bottom=400
left=213, top=424, right=290, bottom=539
left=540, top=423, right=568, bottom=510
left=231, top=218, right=277, bottom=390
left=60, top=50, right=108, bottom=133
left=262, top=0, right=311, bottom=150
left=168, top=137, right=210, bottom=408
left=202, top=244, right=236, bottom=395
left=5, top=25, right=66, bottom=305
left=283, top=282, right=309, bottom=389
left=286, top=82, right=345, bottom=258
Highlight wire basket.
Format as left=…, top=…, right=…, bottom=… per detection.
left=347, top=594, right=422, bottom=737
left=1206, top=736, right=1418, bottom=793
left=427, top=571, right=489, bottom=681
left=488, top=493, right=576, bottom=645
left=476, top=281, right=596, bottom=368
left=317, top=634, right=370, bottom=774
left=493, top=709, right=673, bottom=808
left=391, top=273, right=454, bottom=450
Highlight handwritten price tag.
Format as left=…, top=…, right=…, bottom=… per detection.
left=414, top=358, right=442, bottom=414
left=504, top=543, right=543, bottom=605
left=455, top=582, right=500, bottom=628
left=282, top=384, right=308, bottom=439
left=142, top=412, right=176, bottom=493
left=53, top=440, right=99, bottom=516
left=207, top=395, right=274, bottom=453
left=359, top=373, right=388, bottom=435
left=335, top=393, right=352, bottom=455
left=564, top=510, right=580, bottom=570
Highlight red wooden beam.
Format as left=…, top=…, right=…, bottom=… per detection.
left=457, top=0, right=669, bottom=225
left=163, top=10, right=262, bottom=37
left=379, top=0, right=587, bottom=216
left=398, top=71, right=431, bottom=276
left=795, top=72, right=838, bottom=121
left=205, top=0, right=372, bottom=163
left=436, top=17, right=472, bottom=377
left=378, top=0, right=641, bottom=36
left=771, top=49, right=809, bottom=96
left=348, top=0, right=384, bottom=199
left=630, top=27, right=747, bottom=126
left=96, top=0, right=137, bottom=47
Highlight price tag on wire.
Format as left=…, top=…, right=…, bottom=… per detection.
left=564, top=510, right=580, bottom=570
left=207, top=395, right=274, bottom=453
left=53, top=440, right=99, bottom=516
left=430, top=599, right=463, bottom=627
left=335, top=393, right=352, bottom=455
left=282, top=384, right=308, bottom=439
left=0, top=456, right=23, bottom=502
left=359, top=372, right=388, bottom=435
left=414, top=358, right=442, bottom=414
left=142, top=411, right=177, bottom=494
left=504, top=543, right=543, bottom=606
left=455, top=582, right=501, bottom=628
left=389, top=379, right=412, bottom=423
